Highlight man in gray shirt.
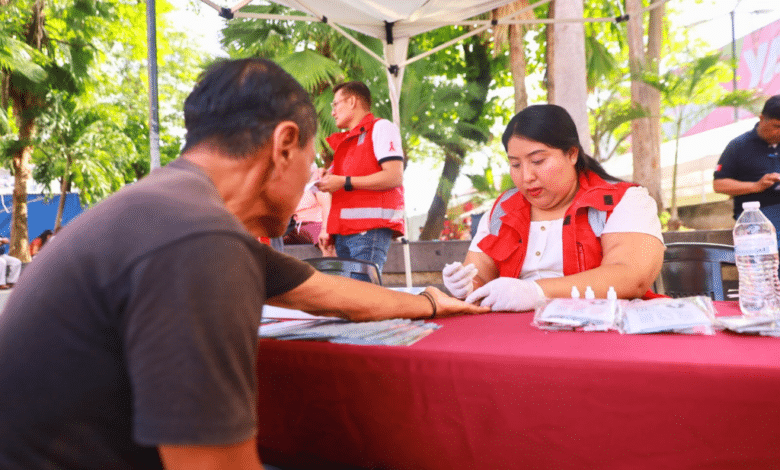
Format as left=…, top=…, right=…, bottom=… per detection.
left=0, top=58, right=486, bottom=470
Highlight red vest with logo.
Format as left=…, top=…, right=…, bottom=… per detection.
left=326, top=113, right=405, bottom=237
left=478, top=171, right=636, bottom=278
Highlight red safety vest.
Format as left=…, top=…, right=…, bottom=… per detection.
left=478, top=171, right=635, bottom=278
left=326, top=113, right=405, bottom=237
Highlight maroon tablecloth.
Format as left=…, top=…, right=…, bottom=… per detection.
left=256, top=302, right=780, bottom=469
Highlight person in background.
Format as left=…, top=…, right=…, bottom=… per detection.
left=29, top=229, right=54, bottom=257
left=443, top=104, right=665, bottom=311
left=284, top=162, right=336, bottom=256
left=0, top=237, right=21, bottom=290
left=713, top=95, right=780, bottom=244
left=316, top=81, right=404, bottom=280
left=0, top=58, right=486, bottom=470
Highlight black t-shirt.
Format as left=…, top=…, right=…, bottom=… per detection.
left=714, top=125, right=780, bottom=219
left=0, top=158, right=314, bottom=469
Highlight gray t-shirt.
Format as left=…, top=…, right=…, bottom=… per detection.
left=0, top=158, right=314, bottom=469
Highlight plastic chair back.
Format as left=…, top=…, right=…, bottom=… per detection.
left=303, top=257, right=383, bottom=285
left=658, top=242, right=735, bottom=300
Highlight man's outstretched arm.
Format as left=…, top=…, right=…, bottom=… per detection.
left=269, top=270, right=489, bottom=322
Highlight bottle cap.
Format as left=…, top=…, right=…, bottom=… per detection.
left=571, top=286, right=580, bottom=299
left=742, top=201, right=761, bottom=210
left=584, top=286, right=595, bottom=300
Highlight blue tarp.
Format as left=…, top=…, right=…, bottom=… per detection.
left=0, top=193, right=83, bottom=240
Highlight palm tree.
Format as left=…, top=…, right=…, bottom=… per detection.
left=644, top=53, right=761, bottom=229
left=33, top=94, right=138, bottom=230
left=1, top=0, right=111, bottom=261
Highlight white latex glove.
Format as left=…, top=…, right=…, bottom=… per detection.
left=442, top=262, right=478, bottom=299
left=465, top=277, right=546, bottom=312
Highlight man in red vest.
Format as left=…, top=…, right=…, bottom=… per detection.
left=316, top=81, right=405, bottom=280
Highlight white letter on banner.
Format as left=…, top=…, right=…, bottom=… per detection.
left=745, top=41, right=768, bottom=89
left=763, top=36, right=780, bottom=86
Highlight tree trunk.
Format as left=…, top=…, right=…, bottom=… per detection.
left=55, top=155, right=72, bottom=231
left=548, top=0, right=591, bottom=153
left=509, top=22, right=528, bottom=113
left=9, top=115, right=33, bottom=263
left=5, top=0, right=46, bottom=263
left=545, top=0, right=555, bottom=100
left=667, top=114, right=684, bottom=231
left=646, top=0, right=664, bottom=211
left=420, top=148, right=465, bottom=240
left=420, top=36, right=492, bottom=239
left=627, top=0, right=663, bottom=210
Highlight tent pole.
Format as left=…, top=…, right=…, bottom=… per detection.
left=146, top=0, right=161, bottom=170
left=384, top=38, right=413, bottom=289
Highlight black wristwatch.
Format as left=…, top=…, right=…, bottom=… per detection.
left=344, top=176, right=353, bottom=191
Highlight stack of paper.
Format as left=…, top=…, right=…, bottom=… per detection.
left=259, top=317, right=441, bottom=346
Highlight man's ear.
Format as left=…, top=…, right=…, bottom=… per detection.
left=271, top=121, right=300, bottom=164
left=347, top=94, right=358, bottom=110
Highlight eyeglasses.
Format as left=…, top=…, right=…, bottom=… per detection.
left=331, top=99, right=346, bottom=109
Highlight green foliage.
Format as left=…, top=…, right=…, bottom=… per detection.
left=32, top=93, right=138, bottom=205
left=643, top=52, right=761, bottom=134
left=466, top=164, right=514, bottom=203
left=220, top=4, right=502, bottom=168
left=0, top=0, right=196, bottom=214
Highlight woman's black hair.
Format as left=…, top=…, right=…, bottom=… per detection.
left=38, top=229, right=54, bottom=245
left=501, top=104, right=619, bottom=182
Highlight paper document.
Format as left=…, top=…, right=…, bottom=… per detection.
left=262, top=305, right=324, bottom=319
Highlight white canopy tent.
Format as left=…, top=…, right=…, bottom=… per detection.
left=198, top=0, right=551, bottom=129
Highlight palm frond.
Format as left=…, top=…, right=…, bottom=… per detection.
left=277, top=50, right=344, bottom=92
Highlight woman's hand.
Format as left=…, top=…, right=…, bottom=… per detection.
left=442, top=262, right=478, bottom=299
left=465, top=277, right=545, bottom=312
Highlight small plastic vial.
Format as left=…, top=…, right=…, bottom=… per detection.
left=584, top=286, right=595, bottom=300
left=607, top=286, right=617, bottom=300
left=571, top=286, right=581, bottom=299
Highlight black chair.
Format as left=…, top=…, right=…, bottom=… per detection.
left=656, top=242, right=735, bottom=300
left=302, top=257, right=383, bottom=285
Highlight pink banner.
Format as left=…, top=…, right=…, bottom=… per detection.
left=684, top=18, right=780, bottom=136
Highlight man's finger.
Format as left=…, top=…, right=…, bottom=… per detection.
left=465, top=287, right=487, bottom=305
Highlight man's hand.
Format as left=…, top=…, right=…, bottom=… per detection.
left=465, top=277, right=546, bottom=312
left=317, top=228, right=335, bottom=256
left=315, top=173, right=346, bottom=193
left=0, top=237, right=9, bottom=245
left=757, top=173, right=780, bottom=192
left=424, top=286, right=490, bottom=318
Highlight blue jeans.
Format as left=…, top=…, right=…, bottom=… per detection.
left=334, top=228, right=393, bottom=282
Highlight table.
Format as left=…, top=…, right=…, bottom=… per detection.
left=255, top=302, right=780, bottom=469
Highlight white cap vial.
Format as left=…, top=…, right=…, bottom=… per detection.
left=607, top=286, right=617, bottom=300
left=584, top=286, right=595, bottom=300
left=571, top=286, right=580, bottom=299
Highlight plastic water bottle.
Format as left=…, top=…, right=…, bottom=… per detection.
left=733, top=201, right=780, bottom=317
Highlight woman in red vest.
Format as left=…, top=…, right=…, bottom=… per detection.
left=443, top=104, right=664, bottom=311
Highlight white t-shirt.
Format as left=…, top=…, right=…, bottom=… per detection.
left=468, top=186, right=663, bottom=281
left=371, top=119, right=404, bottom=163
